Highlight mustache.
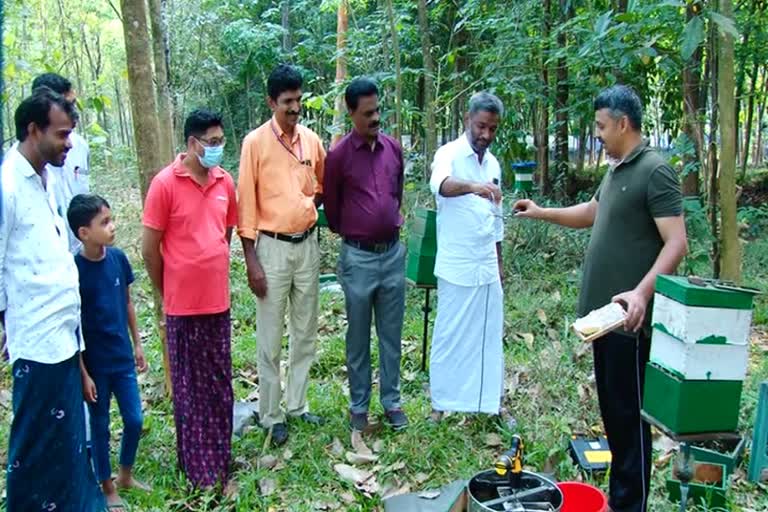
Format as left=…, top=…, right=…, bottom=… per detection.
left=287, top=111, right=300, bottom=116
left=369, top=121, right=380, bottom=129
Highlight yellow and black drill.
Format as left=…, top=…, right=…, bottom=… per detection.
left=494, top=434, right=524, bottom=489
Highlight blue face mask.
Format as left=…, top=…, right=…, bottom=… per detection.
left=197, top=143, right=224, bottom=168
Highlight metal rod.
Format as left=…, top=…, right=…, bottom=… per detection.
left=421, top=287, right=431, bottom=372
left=480, top=485, right=550, bottom=508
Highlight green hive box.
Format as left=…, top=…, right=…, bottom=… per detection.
left=408, top=233, right=437, bottom=257
left=643, top=362, right=742, bottom=434
left=316, top=208, right=328, bottom=228
left=412, top=209, right=437, bottom=238
left=690, top=437, right=746, bottom=477
left=406, top=252, right=437, bottom=286
left=666, top=461, right=728, bottom=509
left=655, top=275, right=756, bottom=310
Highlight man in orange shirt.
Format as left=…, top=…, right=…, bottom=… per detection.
left=237, top=64, right=326, bottom=446
left=142, top=109, right=237, bottom=489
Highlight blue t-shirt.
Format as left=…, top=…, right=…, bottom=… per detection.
left=75, top=247, right=136, bottom=375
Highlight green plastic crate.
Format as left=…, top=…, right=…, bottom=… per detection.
left=643, top=362, right=742, bottom=434
left=406, top=252, right=436, bottom=286
left=655, top=275, right=755, bottom=310
left=408, top=234, right=437, bottom=257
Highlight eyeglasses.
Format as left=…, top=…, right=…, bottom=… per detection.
left=196, top=136, right=226, bottom=147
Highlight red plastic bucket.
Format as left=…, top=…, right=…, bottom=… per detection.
left=558, top=482, right=608, bottom=512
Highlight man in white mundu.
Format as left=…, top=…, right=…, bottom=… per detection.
left=428, top=92, right=505, bottom=417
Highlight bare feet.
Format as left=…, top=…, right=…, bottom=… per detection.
left=114, top=475, right=152, bottom=492
left=101, top=480, right=126, bottom=511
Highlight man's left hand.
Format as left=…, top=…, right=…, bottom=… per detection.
left=612, top=288, right=650, bottom=333
left=135, top=345, right=148, bottom=373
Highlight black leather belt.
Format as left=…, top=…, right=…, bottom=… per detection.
left=344, top=238, right=398, bottom=253
left=261, top=226, right=316, bottom=243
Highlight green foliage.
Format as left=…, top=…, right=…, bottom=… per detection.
left=682, top=197, right=715, bottom=277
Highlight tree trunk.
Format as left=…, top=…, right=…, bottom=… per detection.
left=754, top=67, right=768, bottom=166
left=330, top=0, right=349, bottom=148
left=739, top=56, right=759, bottom=179
left=576, top=116, right=588, bottom=175
left=148, top=0, right=175, bottom=162
left=681, top=1, right=705, bottom=196
left=281, top=0, right=291, bottom=54
left=733, top=0, right=757, bottom=166
left=418, top=0, right=437, bottom=178
left=537, top=0, right=551, bottom=195
left=384, top=0, right=403, bottom=145
left=554, top=0, right=571, bottom=194
left=120, top=0, right=172, bottom=397
left=717, top=0, right=741, bottom=282
left=708, top=8, right=720, bottom=277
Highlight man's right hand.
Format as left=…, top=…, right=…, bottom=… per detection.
left=512, top=199, right=544, bottom=219
left=82, top=374, right=98, bottom=403
left=246, top=258, right=268, bottom=299
left=472, top=182, right=502, bottom=202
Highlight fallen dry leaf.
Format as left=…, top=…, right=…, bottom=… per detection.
left=334, top=464, right=372, bottom=485
left=340, top=492, right=356, bottom=504
left=346, top=451, right=379, bottom=465
left=258, top=455, right=278, bottom=470
left=485, top=433, right=503, bottom=448
left=351, top=430, right=373, bottom=456
left=522, top=333, right=534, bottom=349
left=329, top=437, right=345, bottom=458
left=372, top=439, right=385, bottom=453
left=381, top=483, right=411, bottom=500
left=419, top=490, right=441, bottom=499
left=552, top=290, right=562, bottom=302
left=259, top=478, right=277, bottom=497
left=283, top=448, right=294, bottom=461
left=537, top=309, right=548, bottom=325
left=414, top=472, right=429, bottom=485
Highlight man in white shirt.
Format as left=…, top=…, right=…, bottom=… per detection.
left=428, top=92, right=505, bottom=418
left=30, top=73, right=91, bottom=253
left=0, top=89, right=105, bottom=511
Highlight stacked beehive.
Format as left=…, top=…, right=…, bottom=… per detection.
left=643, top=275, right=757, bottom=434
left=406, top=208, right=437, bottom=286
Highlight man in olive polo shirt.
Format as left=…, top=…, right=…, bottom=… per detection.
left=514, top=85, right=688, bottom=512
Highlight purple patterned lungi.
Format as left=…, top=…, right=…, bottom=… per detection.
left=166, top=310, right=233, bottom=488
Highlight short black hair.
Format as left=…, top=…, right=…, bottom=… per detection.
left=67, top=194, right=111, bottom=240
left=32, top=73, right=73, bottom=95
left=345, top=77, right=379, bottom=112
left=594, top=85, right=643, bottom=131
left=183, top=108, right=224, bottom=141
left=267, top=64, right=303, bottom=100
left=14, top=87, right=76, bottom=142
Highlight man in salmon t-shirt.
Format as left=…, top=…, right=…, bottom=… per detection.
left=142, top=109, right=237, bottom=491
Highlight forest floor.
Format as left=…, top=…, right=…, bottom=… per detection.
left=1, top=157, right=767, bottom=512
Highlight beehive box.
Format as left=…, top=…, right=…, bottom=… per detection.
left=643, top=362, right=742, bottom=434
left=666, top=461, right=728, bottom=509
left=412, top=208, right=437, bottom=239
left=653, top=275, right=755, bottom=345
left=406, top=253, right=437, bottom=286
left=649, top=328, right=749, bottom=381
left=408, top=233, right=436, bottom=257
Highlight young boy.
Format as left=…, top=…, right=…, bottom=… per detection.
left=67, top=194, right=150, bottom=510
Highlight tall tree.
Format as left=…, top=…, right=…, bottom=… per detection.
left=681, top=2, right=705, bottom=196
left=717, top=0, right=741, bottom=281
left=554, top=0, right=571, bottom=194
left=148, top=0, right=175, bottom=162
left=330, top=0, right=348, bottom=148
left=281, top=0, right=291, bottom=54
left=384, top=0, right=403, bottom=146
left=537, top=0, right=552, bottom=195
left=120, top=0, right=172, bottom=395
left=418, top=0, right=436, bottom=176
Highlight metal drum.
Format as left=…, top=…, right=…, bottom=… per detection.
left=467, top=470, right=563, bottom=512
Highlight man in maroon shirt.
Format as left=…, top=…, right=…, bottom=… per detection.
left=324, top=77, right=408, bottom=432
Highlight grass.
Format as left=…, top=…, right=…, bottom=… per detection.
left=1, top=154, right=768, bottom=511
